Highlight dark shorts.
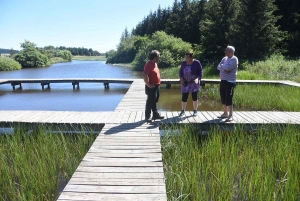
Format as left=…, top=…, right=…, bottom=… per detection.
left=182, top=91, right=198, bottom=102
left=220, top=80, right=236, bottom=106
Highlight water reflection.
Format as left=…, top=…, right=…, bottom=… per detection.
left=159, top=85, right=247, bottom=112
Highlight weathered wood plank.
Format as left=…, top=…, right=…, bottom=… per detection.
left=62, top=184, right=166, bottom=194
left=58, top=192, right=167, bottom=201
left=75, top=167, right=163, bottom=173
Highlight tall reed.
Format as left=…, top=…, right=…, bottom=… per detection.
left=0, top=124, right=97, bottom=201
left=202, top=84, right=300, bottom=111
left=161, top=125, right=300, bottom=200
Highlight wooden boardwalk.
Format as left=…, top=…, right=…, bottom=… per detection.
left=57, top=123, right=166, bottom=201
left=1, top=110, right=300, bottom=125
left=1, top=78, right=300, bottom=200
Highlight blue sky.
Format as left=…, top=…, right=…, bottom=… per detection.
left=0, top=0, right=174, bottom=53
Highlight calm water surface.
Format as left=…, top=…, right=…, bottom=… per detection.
left=0, top=60, right=227, bottom=111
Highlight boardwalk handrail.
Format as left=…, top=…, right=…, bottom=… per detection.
left=0, top=78, right=299, bottom=90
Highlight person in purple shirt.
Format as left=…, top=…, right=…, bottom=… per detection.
left=179, top=52, right=203, bottom=116
left=217, top=46, right=238, bottom=122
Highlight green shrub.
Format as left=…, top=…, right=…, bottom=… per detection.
left=132, top=31, right=192, bottom=70
left=0, top=56, right=22, bottom=71
left=106, top=35, right=150, bottom=64
left=14, top=46, right=50, bottom=68
left=243, top=54, right=300, bottom=81
left=56, top=50, right=72, bottom=61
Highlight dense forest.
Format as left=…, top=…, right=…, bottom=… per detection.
left=107, top=0, right=299, bottom=67
left=0, top=48, right=19, bottom=54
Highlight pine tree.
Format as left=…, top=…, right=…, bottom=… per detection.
left=228, top=0, right=284, bottom=60
left=199, top=0, right=238, bottom=59
left=274, top=0, right=300, bottom=57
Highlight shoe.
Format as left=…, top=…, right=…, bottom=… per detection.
left=152, top=113, right=165, bottom=120
left=179, top=110, right=185, bottom=117
left=218, top=113, right=228, bottom=119
left=145, top=116, right=152, bottom=123
left=224, top=116, right=233, bottom=122
left=193, top=110, right=198, bottom=116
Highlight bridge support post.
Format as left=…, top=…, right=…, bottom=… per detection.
left=41, top=83, right=50, bottom=89
left=104, top=83, right=109, bottom=89
left=72, top=81, right=79, bottom=89
left=11, top=82, right=22, bottom=90
left=166, top=83, right=171, bottom=89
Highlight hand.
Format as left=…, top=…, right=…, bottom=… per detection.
left=224, top=69, right=231, bottom=73
left=180, top=78, right=184, bottom=86
left=147, top=84, right=155, bottom=88
left=194, top=78, right=199, bottom=83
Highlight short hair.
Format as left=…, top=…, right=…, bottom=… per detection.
left=149, top=50, right=160, bottom=60
left=226, top=46, right=235, bottom=53
left=185, top=52, right=194, bottom=57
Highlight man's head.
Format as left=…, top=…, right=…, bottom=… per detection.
left=149, top=50, right=160, bottom=62
left=225, top=46, right=235, bottom=57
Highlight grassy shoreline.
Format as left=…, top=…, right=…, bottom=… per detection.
left=72, top=55, right=106, bottom=61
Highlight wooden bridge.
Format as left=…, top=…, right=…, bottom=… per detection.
left=1, top=78, right=300, bottom=200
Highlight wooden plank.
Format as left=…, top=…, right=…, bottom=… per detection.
left=87, top=149, right=162, bottom=154
left=62, top=185, right=166, bottom=194
left=82, top=157, right=162, bottom=163
left=75, top=167, right=164, bottom=173
left=79, top=161, right=163, bottom=167
left=66, top=178, right=165, bottom=185
left=58, top=192, right=167, bottom=201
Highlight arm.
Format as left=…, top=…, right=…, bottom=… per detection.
left=179, top=61, right=185, bottom=85
left=143, top=72, right=154, bottom=88
left=198, top=61, right=203, bottom=79
left=220, top=57, right=237, bottom=72
left=217, top=58, right=225, bottom=71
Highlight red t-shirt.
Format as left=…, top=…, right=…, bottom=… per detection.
left=143, top=61, right=161, bottom=85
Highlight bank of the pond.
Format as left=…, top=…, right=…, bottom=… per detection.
left=201, top=84, right=300, bottom=111
left=162, top=124, right=300, bottom=200
left=0, top=125, right=97, bottom=201
left=73, top=55, right=106, bottom=61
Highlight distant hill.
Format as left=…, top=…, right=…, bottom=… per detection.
left=0, top=48, right=20, bottom=54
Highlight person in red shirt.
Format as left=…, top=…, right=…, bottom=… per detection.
left=143, top=50, right=165, bottom=122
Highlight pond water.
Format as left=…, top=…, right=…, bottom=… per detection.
left=0, top=60, right=238, bottom=112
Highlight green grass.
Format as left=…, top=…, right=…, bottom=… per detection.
left=162, top=124, right=300, bottom=200
left=0, top=124, right=97, bottom=201
left=73, top=55, right=106, bottom=61
left=50, top=57, right=70, bottom=64
left=200, top=84, right=300, bottom=111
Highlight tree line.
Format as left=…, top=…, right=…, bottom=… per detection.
left=109, top=0, right=299, bottom=64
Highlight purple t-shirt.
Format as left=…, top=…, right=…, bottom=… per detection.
left=179, top=60, right=203, bottom=93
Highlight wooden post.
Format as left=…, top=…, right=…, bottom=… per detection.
left=11, top=82, right=21, bottom=90
left=104, top=83, right=109, bottom=89
left=166, top=83, right=171, bottom=89
left=72, top=81, right=79, bottom=89
left=41, top=83, right=50, bottom=89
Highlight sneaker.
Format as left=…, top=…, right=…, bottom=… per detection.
left=218, top=113, right=228, bottom=119
left=179, top=110, right=185, bottom=117
left=152, top=113, right=165, bottom=120
left=224, top=116, right=233, bottom=122
left=193, top=110, right=198, bottom=116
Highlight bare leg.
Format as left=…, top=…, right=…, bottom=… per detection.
left=193, top=100, right=198, bottom=111
left=181, top=102, right=187, bottom=111
left=223, top=105, right=228, bottom=116
left=228, top=105, right=233, bottom=117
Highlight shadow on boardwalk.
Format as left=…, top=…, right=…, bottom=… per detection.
left=102, top=120, right=158, bottom=135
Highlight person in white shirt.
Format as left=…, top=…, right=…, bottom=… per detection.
left=217, top=46, right=238, bottom=122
